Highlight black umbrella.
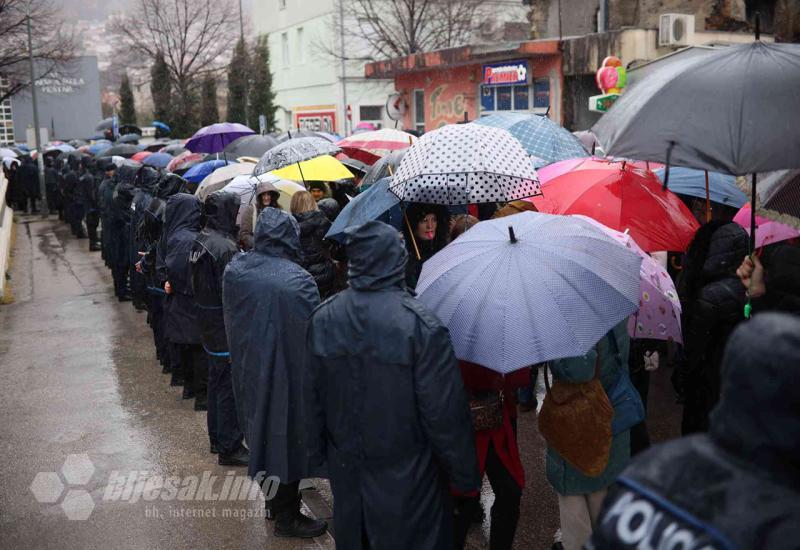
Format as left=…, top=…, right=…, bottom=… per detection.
left=276, top=129, right=322, bottom=142
left=144, top=140, right=170, bottom=152
left=97, top=144, right=141, bottom=158
left=223, top=134, right=279, bottom=159
left=119, top=124, right=142, bottom=136
left=95, top=118, right=114, bottom=131
left=118, top=133, right=141, bottom=144
left=361, top=150, right=407, bottom=188
left=161, top=143, right=188, bottom=156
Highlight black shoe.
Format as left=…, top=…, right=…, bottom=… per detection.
left=182, top=387, right=195, bottom=399
left=274, top=514, right=327, bottom=539
left=89, top=242, right=101, bottom=251
left=194, top=397, right=208, bottom=411
left=218, top=446, right=249, bottom=467
left=118, top=294, right=132, bottom=302
left=210, top=443, right=219, bottom=455
left=161, top=362, right=171, bottom=374
left=170, top=375, right=185, bottom=387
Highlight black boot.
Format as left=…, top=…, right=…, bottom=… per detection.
left=89, top=241, right=101, bottom=251
left=274, top=514, right=327, bottom=539
left=182, top=386, right=195, bottom=399
left=210, top=442, right=219, bottom=455
left=218, top=446, right=249, bottom=467
left=193, top=394, right=208, bottom=411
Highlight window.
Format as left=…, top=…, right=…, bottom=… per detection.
left=533, top=78, right=550, bottom=110
left=281, top=32, right=289, bottom=67
left=414, top=90, right=425, bottom=134
left=296, top=27, right=304, bottom=64
left=479, top=84, right=531, bottom=113
left=279, top=0, right=286, bottom=9
left=359, top=105, right=382, bottom=121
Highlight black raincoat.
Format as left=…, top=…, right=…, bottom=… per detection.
left=108, top=163, right=139, bottom=268
left=294, top=209, right=335, bottom=298
left=157, top=193, right=203, bottom=344
left=130, top=167, right=160, bottom=304
left=223, top=208, right=321, bottom=483
left=189, top=191, right=240, bottom=354
left=305, top=220, right=479, bottom=550
left=590, top=313, right=800, bottom=550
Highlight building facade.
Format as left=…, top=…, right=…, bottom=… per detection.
left=0, top=78, right=14, bottom=145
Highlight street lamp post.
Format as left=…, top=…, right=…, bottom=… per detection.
left=26, top=14, right=49, bottom=217
left=339, top=0, right=348, bottom=136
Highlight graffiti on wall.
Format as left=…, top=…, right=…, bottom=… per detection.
left=429, top=84, right=467, bottom=128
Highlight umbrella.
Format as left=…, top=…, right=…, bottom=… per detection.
left=574, top=215, right=682, bottom=343
left=119, top=124, right=142, bottom=136
left=167, top=151, right=206, bottom=173
left=223, top=134, right=279, bottom=159
left=152, top=121, right=171, bottom=134
left=415, top=211, right=642, bottom=373
left=529, top=158, right=699, bottom=252
left=131, top=151, right=152, bottom=162
left=361, top=150, right=406, bottom=189
left=325, top=177, right=403, bottom=242
left=338, top=156, right=369, bottom=179
left=316, top=131, right=342, bottom=143
left=142, top=152, right=173, bottom=169
left=182, top=159, right=234, bottom=184
left=223, top=174, right=304, bottom=212
left=390, top=123, right=541, bottom=205
left=87, top=142, right=113, bottom=156
left=68, top=139, right=88, bottom=147
left=353, top=121, right=376, bottom=134
left=118, top=133, right=141, bottom=144
left=44, top=143, right=76, bottom=156
left=741, top=169, right=800, bottom=229
left=474, top=112, right=589, bottom=168
left=97, top=144, right=142, bottom=158
left=195, top=163, right=257, bottom=200
left=161, top=143, right=188, bottom=156
left=185, top=122, right=255, bottom=154
left=0, top=148, right=17, bottom=159
left=276, top=129, right=324, bottom=142
left=95, top=118, right=114, bottom=131
left=337, top=128, right=418, bottom=165
left=652, top=167, right=747, bottom=209
left=253, top=137, right=341, bottom=176
left=144, top=140, right=170, bottom=152
left=734, top=204, right=800, bottom=248
left=537, top=156, right=664, bottom=184
left=271, top=155, right=352, bottom=182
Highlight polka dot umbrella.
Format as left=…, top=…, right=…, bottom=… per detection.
left=389, top=123, right=541, bottom=205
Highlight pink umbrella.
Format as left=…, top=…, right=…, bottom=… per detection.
left=337, top=128, right=417, bottom=165
left=575, top=215, right=683, bottom=343
left=734, top=203, right=800, bottom=249
left=537, top=156, right=665, bottom=184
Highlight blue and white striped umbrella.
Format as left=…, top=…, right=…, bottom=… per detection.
left=475, top=112, right=589, bottom=168
left=416, top=211, right=642, bottom=374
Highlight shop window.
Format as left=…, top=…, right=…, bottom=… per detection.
left=533, top=78, right=550, bottom=110
left=479, top=84, right=535, bottom=114
left=359, top=105, right=383, bottom=121
left=414, top=90, right=425, bottom=134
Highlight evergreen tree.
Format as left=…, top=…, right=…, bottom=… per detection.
left=150, top=51, right=172, bottom=129
left=119, top=73, right=137, bottom=125
left=171, top=80, right=199, bottom=137
left=200, top=74, right=219, bottom=126
left=248, top=35, right=277, bottom=133
left=226, top=37, right=249, bottom=125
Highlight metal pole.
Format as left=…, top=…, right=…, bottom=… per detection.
left=338, top=0, right=349, bottom=136
left=238, top=0, right=245, bottom=39
left=27, top=14, right=48, bottom=216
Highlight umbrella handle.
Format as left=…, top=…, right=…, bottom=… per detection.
left=403, top=210, right=421, bottom=261
left=745, top=173, right=758, bottom=319
left=662, top=141, right=675, bottom=191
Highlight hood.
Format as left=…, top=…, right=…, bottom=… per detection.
left=254, top=207, right=301, bottom=262
left=117, top=162, right=140, bottom=186
left=702, top=223, right=748, bottom=281
left=317, top=198, right=340, bottom=222
left=709, top=313, right=800, bottom=484
left=204, top=191, right=240, bottom=235
left=345, top=220, right=407, bottom=291
left=164, top=193, right=203, bottom=237
left=135, top=166, right=160, bottom=192
left=156, top=173, right=187, bottom=198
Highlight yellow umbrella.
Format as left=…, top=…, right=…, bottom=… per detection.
left=272, top=154, right=353, bottom=182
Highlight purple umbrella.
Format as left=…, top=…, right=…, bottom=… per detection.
left=185, top=122, right=255, bottom=154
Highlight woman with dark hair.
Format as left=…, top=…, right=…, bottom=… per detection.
left=402, top=203, right=450, bottom=289
left=674, top=221, right=748, bottom=434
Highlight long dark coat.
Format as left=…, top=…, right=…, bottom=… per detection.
left=107, top=163, right=139, bottom=268
left=223, top=208, right=321, bottom=483
left=305, top=220, right=479, bottom=550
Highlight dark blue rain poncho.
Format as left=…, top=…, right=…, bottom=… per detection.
left=108, top=163, right=139, bottom=269
left=223, top=208, right=321, bottom=483
left=305, top=220, right=479, bottom=550
left=157, top=193, right=203, bottom=345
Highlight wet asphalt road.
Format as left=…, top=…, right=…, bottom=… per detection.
left=0, top=216, right=682, bottom=549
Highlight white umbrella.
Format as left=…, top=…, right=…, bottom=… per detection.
left=195, top=163, right=256, bottom=200
left=222, top=174, right=305, bottom=214
left=0, top=147, right=18, bottom=159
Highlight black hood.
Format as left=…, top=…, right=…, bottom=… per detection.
left=710, top=313, right=800, bottom=485
left=135, top=166, right=160, bottom=192
left=254, top=207, right=301, bottom=262
left=204, top=191, right=240, bottom=235
left=317, top=198, right=341, bottom=222
left=164, top=193, right=202, bottom=237
left=703, top=223, right=748, bottom=281
left=117, top=162, right=140, bottom=186
left=345, top=220, right=407, bottom=291
left=156, top=173, right=187, bottom=198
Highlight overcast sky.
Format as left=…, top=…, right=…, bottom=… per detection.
left=58, top=0, right=252, bottom=21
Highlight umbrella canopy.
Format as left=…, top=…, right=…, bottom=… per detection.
left=316, top=131, right=342, bottom=143
left=167, top=151, right=206, bottom=173
left=390, top=123, right=541, bottom=205
left=337, top=128, right=418, bottom=165
left=222, top=134, right=279, bottom=159
left=593, top=42, right=800, bottom=175
left=182, top=159, right=234, bottom=183
left=87, top=142, right=113, bottom=156
left=743, top=169, right=800, bottom=229
left=529, top=159, right=699, bottom=252
left=186, top=122, right=255, bottom=154
left=143, top=140, right=170, bottom=152
left=118, top=133, right=141, bottom=144
left=338, top=156, right=369, bottom=178
left=652, top=167, right=747, bottom=208
left=734, top=203, right=800, bottom=248
left=253, top=137, right=341, bottom=176
left=223, top=174, right=304, bottom=212
left=142, top=152, right=172, bottom=168
left=97, top=143, right=142, bottom=158
left=130, top=151, right=152, bottom=162
left=271, top=155, right=352, bottom=182
left=353, top=121, right=376, bottom=134
left=119, top=124, right=142, bottom=136
left=537, top=156, right=665, bottom=184
left=161, top=143, right=188, bottom=156
left=574, top=215, right=682, bottom=343
left=276, top=129, right=325, bottom=142
left=195, top=163, right=257, bottom=200
left=44, top=143, right=76, bottom=156
left=152, top=121, right=171, bottom=133
left=68, top=139, right=88, bottom=147
left=325, top=177, right=402, bottom=241
left=361, top=150, right=407, bottom=189
left=416, top=211, right=642, bottom=373
left=0, top=147, right=18, bottom=159
left=474, top=112, right=589, bottom=168
left=95, top=117, right=114, bottom=131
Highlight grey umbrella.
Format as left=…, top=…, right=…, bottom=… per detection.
left=252, top=137, right=340, bottom=176
left=223, top=134, right=279, bottom=159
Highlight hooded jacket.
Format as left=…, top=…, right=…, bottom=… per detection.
left=129, top=167, right=161, bottom=303
left=157, top=193, right=203, bottom=344
left=237, top=179, right=279, bottom=251
left=190, top=191, right=240, bottom=354
left=223, top=208, right=320, bottom=482
left=294, top=209, right=335, bottom=298
left=590, top=314, right=800, bottom=550
left=305, top=220, right=479, bottom=550
left=106, top=162, right=139, bottom=268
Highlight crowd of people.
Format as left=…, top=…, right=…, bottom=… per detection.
left=3, top=146, right=799, bottom=549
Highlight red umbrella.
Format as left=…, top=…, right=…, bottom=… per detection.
left=337, top=128, right=417, bottom=165
left=528, top=158, right=699, bottom=252
left=167, top=151, right=205, bottom=173
left=131, top=151, right=152, bottom=162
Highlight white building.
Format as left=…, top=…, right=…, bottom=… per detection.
left=251, top=0, right=530, bottom=136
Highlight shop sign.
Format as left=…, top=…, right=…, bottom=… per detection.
left=295, top=111, right=337, bottom=133
left=482, top=60, right=528, bottom=86
left=589, top=93, right=620, bottom=113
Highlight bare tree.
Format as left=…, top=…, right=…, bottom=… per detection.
left=0, top=0, right=77, bottom=104
left=108, top=0, right=240, bottom=135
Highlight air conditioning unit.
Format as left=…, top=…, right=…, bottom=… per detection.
left=659, top=14, right=695, bottom=47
